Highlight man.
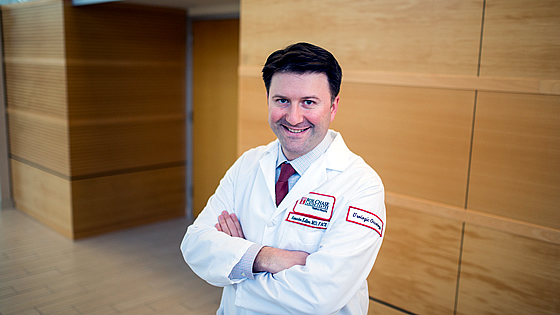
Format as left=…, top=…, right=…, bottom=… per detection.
left=181, top=42, right=385, bottom=314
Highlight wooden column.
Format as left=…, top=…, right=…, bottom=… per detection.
left=192, top=19, right=239, bottom=218
left=2, top=0, right=186, bottom=239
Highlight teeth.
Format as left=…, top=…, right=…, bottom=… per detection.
left=287, top=127, right=306, bottom=133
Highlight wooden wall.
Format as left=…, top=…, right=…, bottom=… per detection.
left=2, top=0, right=187, bottom=238
left=238, top=0, right=560, bottom=313
left=192, top=19, right=239, bottom=218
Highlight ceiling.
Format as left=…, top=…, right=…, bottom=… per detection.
left=122, top=0, right=239, bottom=16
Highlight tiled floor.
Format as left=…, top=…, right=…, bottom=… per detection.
left=0, top=209, right=222, bottom=315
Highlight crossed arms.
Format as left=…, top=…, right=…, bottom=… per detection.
left=215, top=211, right=309, bottom=274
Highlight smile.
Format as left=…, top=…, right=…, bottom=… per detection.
left=285, top=126, right=310, bottom=133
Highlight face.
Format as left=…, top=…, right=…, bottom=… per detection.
left=268, top=72, right=339, bottom=160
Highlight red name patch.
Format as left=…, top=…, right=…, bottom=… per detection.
left=346, top=206, right=384, bottom=237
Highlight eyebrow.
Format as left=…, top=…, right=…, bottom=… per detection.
left=271, top=94, right=320, bottom=100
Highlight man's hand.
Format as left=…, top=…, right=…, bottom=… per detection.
left=215, top=211, right=309, bottom=274
left=215, top=211, right=245, bottom=238
left=253, top=246, right=309, bottom=274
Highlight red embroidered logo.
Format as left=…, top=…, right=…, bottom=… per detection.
left=346, top=206, right=384, bottom=237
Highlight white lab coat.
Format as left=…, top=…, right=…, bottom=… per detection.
left=181, top=131, right=385, bottom=315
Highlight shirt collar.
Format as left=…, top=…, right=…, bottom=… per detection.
left=276, top=130, right=336, bottom=175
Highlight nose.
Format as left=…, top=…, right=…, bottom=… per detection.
left=285, top=104, right=303, bottom=126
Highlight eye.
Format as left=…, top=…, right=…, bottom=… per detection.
left=302, top=100, right=315, bottom=107
left=276, top=99, right=289, bottom=105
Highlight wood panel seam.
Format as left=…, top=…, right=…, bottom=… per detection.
left=10, top=155, right=186, bottom=181
left=239, top=66, right=560, bottom=95
left=386, top=191, right=560, bottom=245
left=4, top=57, right=65, bottom=66
left=476, top=0, right=487, bottom=77
left=464, top=91, right=478, bottom=210
left=70, top=161, right=186, bottom=181
left=4, top=57, right=185, bottom=68
left=369, top=296, right=417, bottom=315
left=452, top=222, right=466, bottom=315
left=68, top=114, right=186, bottom=127
left=6, top=108, right=186, bottom=126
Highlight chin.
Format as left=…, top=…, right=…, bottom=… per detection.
left=282, top=145, right=310, bottom=159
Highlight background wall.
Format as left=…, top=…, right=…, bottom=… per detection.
left=2, top=0, right=187, bottom=238
left=192, top=18, right=239, bottom=218
left=238, top=0, right=560, bottom=314
left=2, top=0, right=558, bottom=312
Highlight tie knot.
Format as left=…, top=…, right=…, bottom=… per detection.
left=278, top=163, right=296, bottom=182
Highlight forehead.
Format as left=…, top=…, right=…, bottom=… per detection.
left=269, top=72, right=330, bottom=96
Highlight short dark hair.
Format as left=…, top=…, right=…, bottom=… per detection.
left=262, top=42, right=342, bottom=102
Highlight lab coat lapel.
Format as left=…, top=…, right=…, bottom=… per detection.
left=259, top=141, right=279, bottom=206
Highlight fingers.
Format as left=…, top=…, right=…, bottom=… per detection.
left=215, top=211, right=245, bottom=239
left=215, top=223, right=223, bottom=232
left=222, top=211, right=241, bottom=238
left=231, top=213, right=245, bottom=239
left=217, top=212, right=231, bottom=236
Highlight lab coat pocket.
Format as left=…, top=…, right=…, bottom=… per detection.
left=279, top=223, right=326, bottom=253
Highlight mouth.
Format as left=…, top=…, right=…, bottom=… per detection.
left=283, top=125, right=311, bottom=134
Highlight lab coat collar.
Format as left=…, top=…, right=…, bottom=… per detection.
left=324, top=130, right=352, bottom=173
left=259, top=140, right=281, bottom=207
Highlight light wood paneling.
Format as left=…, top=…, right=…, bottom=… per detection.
left=387, top=191, right=560, bottom=245
left=1, top=0, right=65, bottom=59
left=63, top=1, right=186, bottom=63
left=240, top=0, right=483, bottom=75
left=343, top=69, right=560, bottom=96
left=237, top=76, right=275, bottom=155
left=367, top=205, right=462, bottom=314
left=368, top=299, right=406, bottom=315
left=71, top=166, right=186, bottom=239
left=2, top=0, right=70, bottom=176
left=69, top=118, right=185, bottom=177
left=63, top=0, right=187, bottom=177
left=2, top=0, right=73, bottom=238
left=468, top=92, right=560, bottom=230
left=10, top=159, right=73, bottom=239
left=2, top=0, right=187, bottom=239
left=241, top=65, right=560, bottom=96
left=480, top=0, right=560, bottom=80
left=63, top=1, right=187, bottom=237
left=238, top=0, right=560, bottom=313
left=332, top=83, right=475, bottom=208
left=7, top=108, right=70, bottom=177
left=66, top=63, right=185, bottom=121
left=457, top=224, right=560, bottom=314
left=4, top=62, right=67, bottom=117
left=192, top=19, right=240, bottom=218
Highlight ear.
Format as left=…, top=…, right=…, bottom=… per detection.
left=330, top=95, right=339, bottom=122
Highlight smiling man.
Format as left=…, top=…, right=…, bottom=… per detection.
left=181, top=43, right=386, bottom=315
left=268, top=71, right=338, bottom=160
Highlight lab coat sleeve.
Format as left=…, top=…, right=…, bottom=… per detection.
left=234, top=177, right=385, bottom=315
left=180, top=153, right=257, bottom=287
